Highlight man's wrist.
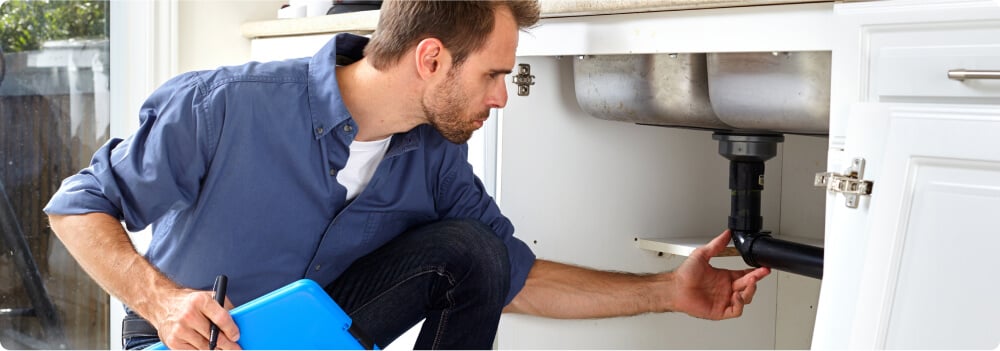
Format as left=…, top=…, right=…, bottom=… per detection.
left=649, top=271, right=676, bottom=313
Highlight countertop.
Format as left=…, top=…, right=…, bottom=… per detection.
left=241, top=0, right=832, bottom=39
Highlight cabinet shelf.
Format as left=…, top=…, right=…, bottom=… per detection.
left=636, top=234, right=823, bottom=257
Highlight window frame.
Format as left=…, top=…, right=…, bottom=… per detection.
left=108, top=1, right=177, bottom=348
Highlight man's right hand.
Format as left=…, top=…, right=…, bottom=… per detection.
left=47, top=213, right=242, bottom=349
left=153, top=288, right=241, bottom=350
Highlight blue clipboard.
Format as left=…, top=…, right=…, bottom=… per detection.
left=145, top=279, right=377, bottom=350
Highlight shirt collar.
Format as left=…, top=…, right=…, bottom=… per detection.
left=308, top=33, right=369, bottom=140
left=386, top=128, right=423, bottom=159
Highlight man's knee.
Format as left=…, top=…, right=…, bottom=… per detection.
left=420, top=219, right=511, bottom=299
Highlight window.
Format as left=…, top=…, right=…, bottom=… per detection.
left=0, top=1, right=110, bottom=349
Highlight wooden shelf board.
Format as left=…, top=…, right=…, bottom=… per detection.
left=636, top=233, right=823, bottom=257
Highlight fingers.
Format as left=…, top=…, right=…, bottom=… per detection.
left=217, top=297, right=243, bottom=350
left=202, top=294, right=241, bottom=346
left=724, top=278, right=755, bottom=319
left=162, top=298, right=212, bottom=349
left=160, top=290, right=241, bottom=350
left=693, top=230, right=733, bottom=260
left=162, top=321, right=209, bottom=350
left=748, top=266, right=771, bottom=280
left=741, top=277, right=758, bottom=304
left=732, top=267, right=769, bottom=307
left=716, top=266, right=771, bottom=319
left=215, top=334, right=243, bottom=350
left=732, top=267, right=770, bottom=289
left=726, top=290, right=745, bottom=318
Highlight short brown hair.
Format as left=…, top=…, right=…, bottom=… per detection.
left=364, top=0, right=540, bottom=70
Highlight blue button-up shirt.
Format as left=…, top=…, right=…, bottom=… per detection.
left=44, top=34, right=535, bottom=306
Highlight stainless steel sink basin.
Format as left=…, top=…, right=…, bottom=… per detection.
left=707, top=51, right=831, bottom=135
left=572, top=51, right=832, bottom=135
left=573, top=53, right=728, bottom=130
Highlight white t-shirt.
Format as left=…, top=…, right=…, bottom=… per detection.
left=337, top=136, right=392, bottom=201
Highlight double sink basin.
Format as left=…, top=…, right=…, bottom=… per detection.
left=573, top=51, right=832, bottom=135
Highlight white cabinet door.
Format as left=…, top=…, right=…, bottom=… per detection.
left=850, top=103, right=1000, bottom=349
left=816, top=2, right=1000, bottom=347
left=821, top=103, right=1000, bottom=349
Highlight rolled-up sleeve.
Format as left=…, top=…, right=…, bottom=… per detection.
left=44, top=72, right=219, bottom=232
left=435, top=143, right=536, bottom=305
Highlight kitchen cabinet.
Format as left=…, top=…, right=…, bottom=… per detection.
left=242, top=0, right=1000, bottom=349
left=494, top=3, right=831, bottom=349
left=814, top=1, right=1000, bottom=349
left=494, top=54, right=826, bottom=349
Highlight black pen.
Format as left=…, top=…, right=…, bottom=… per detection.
left=208, top=274, right=228, bottom=350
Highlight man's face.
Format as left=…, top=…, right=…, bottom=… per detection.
left=422, top=67, right=486, bottom=144
left=422, top=7, right=518, bottom=144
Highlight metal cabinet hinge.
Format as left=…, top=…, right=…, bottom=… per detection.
left=512, top=64, right=535, bottom=96
left=815, top=157, right=874, bottom=209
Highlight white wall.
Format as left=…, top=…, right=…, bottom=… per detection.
left=177, top=0, right=284, bottom=73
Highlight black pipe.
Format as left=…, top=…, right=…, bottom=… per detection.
left=731, top=231, right=824, bottom=279
left=728, top=161, right=764, bottom=236
left=714, top=132, right=824, bottom=279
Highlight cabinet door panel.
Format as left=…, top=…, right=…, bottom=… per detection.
left=849, top=104, right=1000, bottom=349
left=866, top=20, right=1000, bottom=104
left=883, top=161, right=1000, bottom=348
left=876, top=44, right=1000, bottom=102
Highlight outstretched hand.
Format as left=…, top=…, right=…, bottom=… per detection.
left=671, top=230, right=770, bottom=320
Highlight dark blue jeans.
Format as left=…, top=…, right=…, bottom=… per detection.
left=124, top=219, right=511, bottom=350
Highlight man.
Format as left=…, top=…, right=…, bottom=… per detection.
left=45, top=1, right=770, bottom=349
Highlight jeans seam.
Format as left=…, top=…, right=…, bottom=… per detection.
left=432, top=289, right=454, bottom=350
left=347, top=265, right=459, bottom=349
left=348, top=265, right=455, bottom=316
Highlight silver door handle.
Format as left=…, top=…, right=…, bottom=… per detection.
left=948, top=69, right=1000, bottom=81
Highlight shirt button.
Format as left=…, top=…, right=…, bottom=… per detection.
left=316, top=127, right=324, bottom=135
left=343, top=124, right=353, bottom=133
left=314, top=264, right=322, bottom=271
left=329, top=168, right=337, bottom=176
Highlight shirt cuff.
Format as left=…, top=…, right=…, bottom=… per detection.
left=43, top=173, right=121, bottom=218
left=503, top=236, right=536, bottom=305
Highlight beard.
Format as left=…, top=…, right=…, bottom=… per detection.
left=422, top=74, right=490, bottom=144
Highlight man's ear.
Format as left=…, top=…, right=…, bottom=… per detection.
left=414, top=38, right=450, bottom=80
